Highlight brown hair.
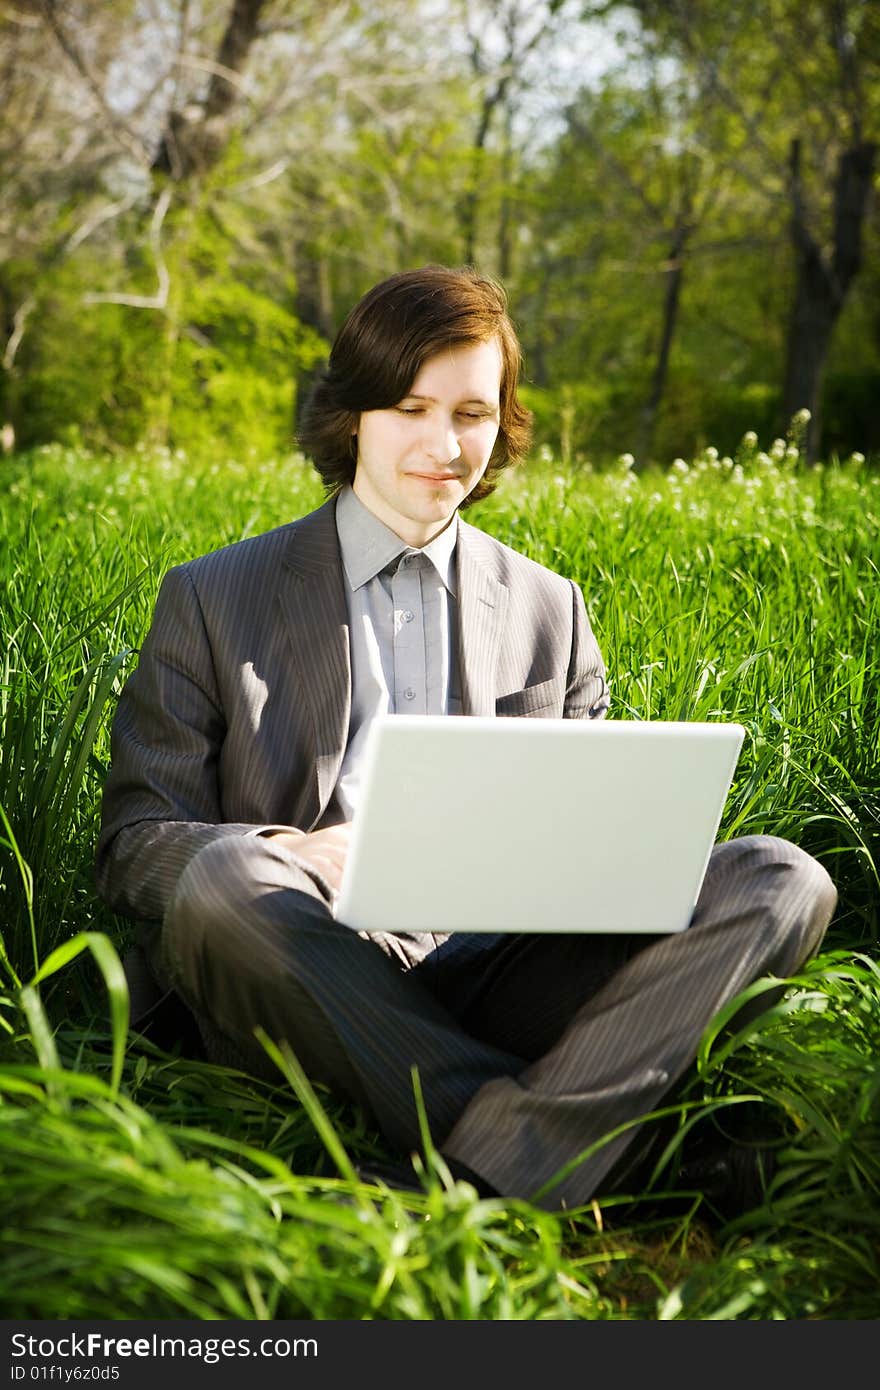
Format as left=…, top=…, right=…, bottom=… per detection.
left=298, top=264, right=532, bottom=506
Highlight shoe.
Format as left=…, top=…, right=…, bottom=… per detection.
left=672, top=1137, right=777, bottom=1220
left=600, top=1126, right=778, bottom=1223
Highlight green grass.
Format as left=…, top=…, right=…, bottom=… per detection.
left=0, top=433, right=878, bottom=1319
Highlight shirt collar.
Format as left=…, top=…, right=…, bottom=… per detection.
left=335, top=484, right=458, bottom=595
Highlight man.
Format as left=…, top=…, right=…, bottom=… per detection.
left=96, top=265, right=837, bottom=1211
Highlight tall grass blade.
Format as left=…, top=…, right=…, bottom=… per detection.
left=254, top=1026, right=359, bottom=1186
left=29, top=932, right=129, bottom=1096
left=0, top=801, right=32, bottom=983
left=18, top=986, right=65, bottom=1109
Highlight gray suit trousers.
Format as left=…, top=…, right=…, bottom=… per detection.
left=159, top=832, right=836, bottom=1209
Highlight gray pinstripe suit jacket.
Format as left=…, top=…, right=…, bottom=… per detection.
left=96, top=494, right=609, bottom=929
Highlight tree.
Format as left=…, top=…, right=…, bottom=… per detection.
left=624, top=0, right=879, bottom=461
left=454, top=0, right=575, bottom=271
left=2, top=1, right=455, bottom=449
left=2, top=0, right=503, bottom=448
left=562, top=72, right=722, bottom=465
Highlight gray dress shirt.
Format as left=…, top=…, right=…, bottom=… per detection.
left=328, top=485, right=461, bottom=823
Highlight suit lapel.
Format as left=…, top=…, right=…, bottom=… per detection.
left=274, top=503, right=508, bottom=822
left=456, top=520, right=508, bottom=716
left=277, top=497, right=351, bottom=822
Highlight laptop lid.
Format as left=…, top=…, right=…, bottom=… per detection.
left=334, top=717, right=745, bottom=935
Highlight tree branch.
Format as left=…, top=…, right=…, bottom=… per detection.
left=2, top=295, right=35, bottom=371
left=564, top=106, right=665, bottom=224
left=82, top=187, right=172, bottom=310
left=63, top=194, right=139, bottom=256
left=152, top=0, right=270, bottom=177
left=203, top=0, right=268, bottom=122
left=39, top=0, right=150, bottom=166
left=174, top=50, right=252, bottom=102
left=828, top=0, right=865, bottom=143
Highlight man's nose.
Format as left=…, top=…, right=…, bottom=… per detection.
left=425, top=418, right=462, bottom=464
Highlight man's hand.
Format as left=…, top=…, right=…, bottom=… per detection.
left=267, top=824, right=351, bottom=894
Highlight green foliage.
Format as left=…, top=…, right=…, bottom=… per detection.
left=9, top=165, right=327, bottom=458
left=3, top=0, right=879, bottom=469
left=506, top=3, right=880, bottom=465
left=657, top=954, right=880, bottom=1319
left=152, top=181, right=327, bottom=456
left=11, top=258, right=157, bottom=450
left=0, top=1039, right=633, bottom=1319
left=519, top=381, right=626, bottom=464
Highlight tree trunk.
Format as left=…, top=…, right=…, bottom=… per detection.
left=782, top=136, right=876, bottom=462
left=636, top=222, right=689, bottom=467
left=293, top=250, right=335, bottom=433
left=152, top=0, right=269, bottom=179
left=460, top=88, right=503, bottom=266
left=781, top=247, right=836, bottom=461
left=497, top=96, right=514, bottom=280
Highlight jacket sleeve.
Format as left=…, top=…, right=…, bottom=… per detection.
left=564, top=580, right=610, bottom=720
left=95, top=564, right=302, bottom=924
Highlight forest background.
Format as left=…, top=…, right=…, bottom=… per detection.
left=2, top=0, right=878, bottom=473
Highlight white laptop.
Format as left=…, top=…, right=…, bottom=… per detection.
left=334, top=716, right=745, bottom=936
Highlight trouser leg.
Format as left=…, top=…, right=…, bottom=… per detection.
left=440, top=835, right=837, bottom=1209
left=161, top=835, right=523, bottom=1150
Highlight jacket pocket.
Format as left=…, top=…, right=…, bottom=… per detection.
left=495, top=675, right=564, bottom=717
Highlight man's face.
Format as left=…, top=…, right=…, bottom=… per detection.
left=352, top=337, right=503, bottom=547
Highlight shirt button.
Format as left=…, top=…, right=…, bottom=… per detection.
left=404, top=687, right=416, bottom=700
left=403, top=609, right=414, bottom=622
